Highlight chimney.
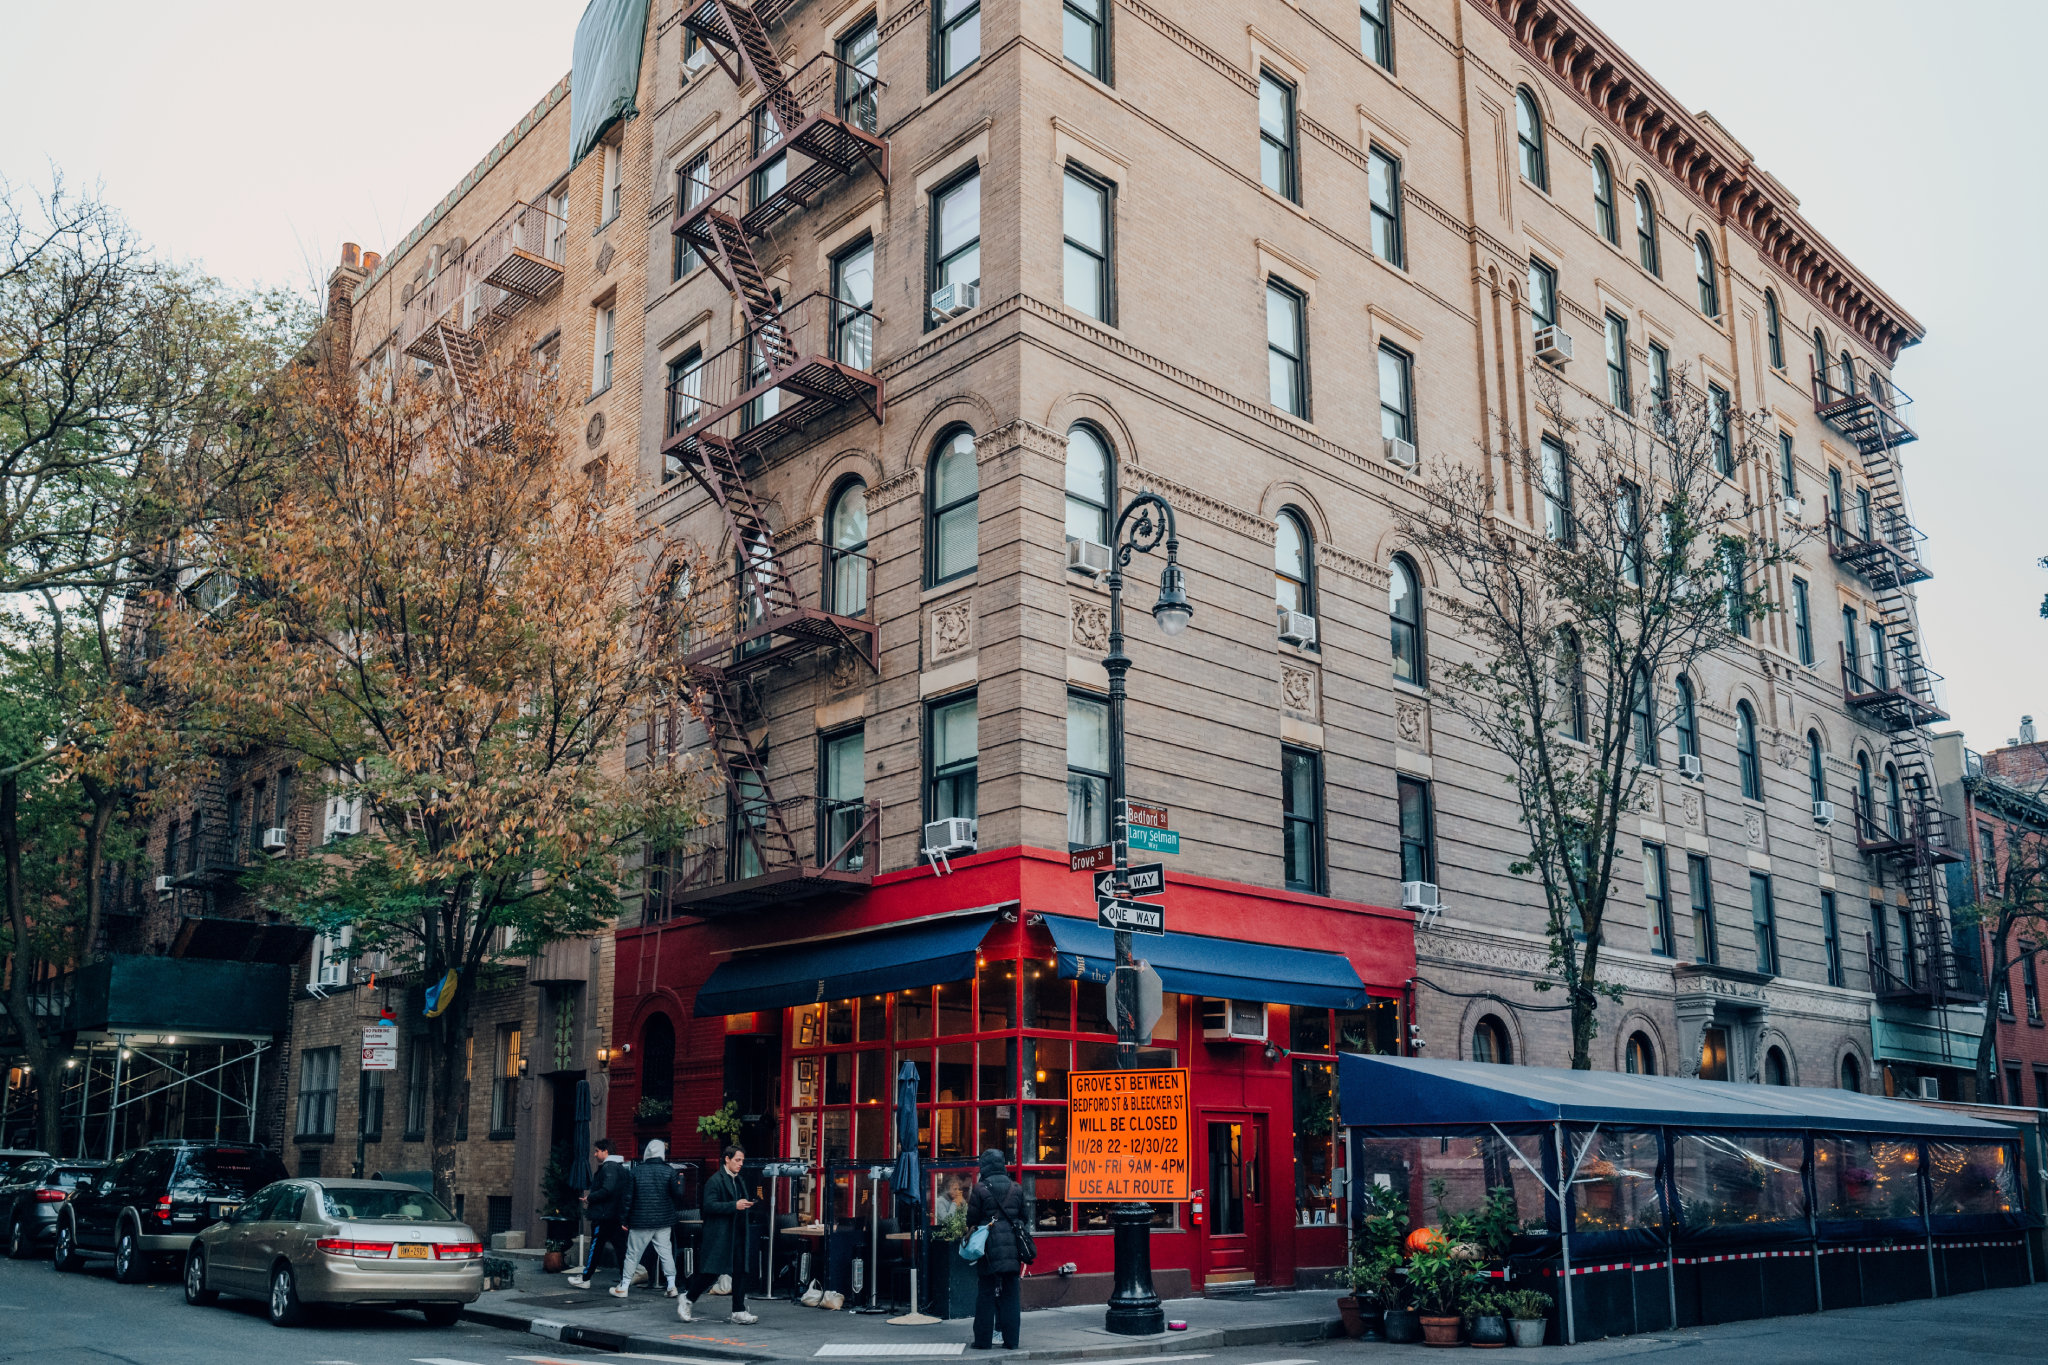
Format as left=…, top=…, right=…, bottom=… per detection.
left=2023, top=716, right=2037, bottom=745
left=326, top=241, right=372, bottom=370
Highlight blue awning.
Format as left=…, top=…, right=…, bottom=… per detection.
left=1043, top=914, right=1366, bottom=1010
left=693, top=914, right=997, bottom=1017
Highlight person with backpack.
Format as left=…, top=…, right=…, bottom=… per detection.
left=612, top=1138, right=686, bottom=1299
left=568, top=1137, right=629, bottom=1289
left=964, top=1147, right=1034, bottom=1350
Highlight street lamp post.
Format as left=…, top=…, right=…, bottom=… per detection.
left=1100, top=492, right=1191, bottom=1337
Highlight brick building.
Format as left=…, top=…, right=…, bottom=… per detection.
left=603, top=0, right=1953, bottom=1296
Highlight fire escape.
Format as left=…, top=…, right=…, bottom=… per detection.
left=397, top=198, right=568, bottom=402
left=656, top=0, right=888, bottom=917
left=1819, top=357, right=1973, bottom=1007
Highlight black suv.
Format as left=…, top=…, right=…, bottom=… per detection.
left=56, top=1142, right=288, bottom=1283
left=2, top=1158, right=104, bottom=1259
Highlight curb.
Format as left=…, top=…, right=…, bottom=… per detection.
left=462, top=1303, right=775, bottom=1360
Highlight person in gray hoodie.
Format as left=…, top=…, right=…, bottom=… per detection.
left=612, top=1138, right=687, bottom=1298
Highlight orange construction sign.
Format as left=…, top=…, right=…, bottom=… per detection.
left=1067, top=1068, right=1192, bottom=1202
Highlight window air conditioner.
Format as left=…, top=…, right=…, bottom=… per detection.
left=1383, top=436, right=1418, bottom=470
left=1783, top=495, right=1804, bottom=522
left=1677, top=754, right=1704, bottom=782
left=1201, top=998, right=1269, bottom=1044
left=155, top=876, right=174, bottom=894
left=1065, top=537, right=1112, bottom=578
left=1811, top=800, right=1835, bottom=827
left=1917, top=1076, right=1941, bottom=1100
left=1533, top=325, right=1574, bottom=365
left=685, top=45, right=712, bottom=73
left=1278, top=610, right=1317, bottom=648
left=922, top=818, right=977, bottom=856
left=261, top=827, right=289, bottom=853
left=1402, top=881, right=1442, bottom=912
left=929, top=281, right=979, bottom=322
left=324, top=795, right=362, bottom=843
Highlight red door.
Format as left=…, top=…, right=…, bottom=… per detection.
left=1199, top=1112, right=1269, bottom=1286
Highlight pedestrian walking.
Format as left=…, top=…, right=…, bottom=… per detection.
left=568, top=1137, right=629, bottom=1289
left=966, top=1148, right=1031, bottom=1350
left=677, top=1144, right=758, bottom=1324
left=612, top=1137, right=686, bottom=1299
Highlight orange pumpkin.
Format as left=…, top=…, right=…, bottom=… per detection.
left=1405, top=1227, right=1446, bottom=1254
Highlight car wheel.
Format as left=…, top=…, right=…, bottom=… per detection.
left=114, top=1224, right=148, bottom=1284
left=52, top=1221, right=81, bottom=1273
left=267, top=1262, right=305, bottom=1327
left=184, top=1248, right=218, bottom=1305
left=421, top=1302, right=462, bottom=1328
left=7, top=1216, right=28, bottom=1260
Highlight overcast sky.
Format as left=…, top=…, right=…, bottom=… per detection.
left=5, top=1, right=2038, bottom=752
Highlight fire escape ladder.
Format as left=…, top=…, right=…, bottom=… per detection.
left=686, top=1, right=802, bottom=128
left=681, top=436, right=803, bottom=624
left=700, top=210, right=792, bottom=345
left=689, top=666, right=800, bottom=875
left=435, top=323, right=482, bottom=401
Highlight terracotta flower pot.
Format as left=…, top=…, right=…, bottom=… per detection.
left=1384, top=1308, right=1423, bottom=1343
left=1470, top=1314, right=1508, bottom=1348
left=1337, top=1296, right=1368, bottom=1338
left=543, top=1251, right=565, bottom=1273
left=1421, top=1314, right=1465, bottom=1347
left=1510, top=1317, right=1548, bottom=1347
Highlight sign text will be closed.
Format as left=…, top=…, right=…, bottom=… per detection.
left=1066, top=1068, right=1191, bottom=1202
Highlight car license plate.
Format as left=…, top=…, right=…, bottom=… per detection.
left=211, top=1204, right=237, bottom=1220
left=396, top=1244, right=430, bottom=1259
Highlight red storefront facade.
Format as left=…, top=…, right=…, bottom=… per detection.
left=610, top=844, right=1414, bottom=1296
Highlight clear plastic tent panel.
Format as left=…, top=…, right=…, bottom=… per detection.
left=1672, top=1131, right=1806, bottom=1230
left=1570, top=1129, right=1663, bottom=1233
left=1814, top=1137, right=1921, bottom=1221
left=1355, top=1134, right=1554, bottom=1233
left=1926, top=1142, right=2018, bottom=1217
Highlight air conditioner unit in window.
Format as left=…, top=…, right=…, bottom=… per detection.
left=1677, top=754, right=1704, bottom=782
left=1278, top=610, right=1317, bottom=648
left=929, top=281, right=979, bottom=322
left=1383, top=436, right=1418, bottom=470
left=324, top=795, right=362, bottom=843
left=1533, top=325, right=1574, bottom=365
left=1402, top=881, right=1442, bottom=912
left=1066, top=537, right=1112, bottom=578
left=1811, top=800, right=1835, bottom=827
left=1783, top=495, right=1805, bottom=522
left=261, top=827, right=289, bottom=853
left=684, top=45, right=711, bottom=73
left=922, top=818, right=977, bottom=856
left=1201, top=998, right=1269, bottom=1044
left=155, top=875, right=173, bottom=894
left=1918, top=1076, right=1941, bottom=1100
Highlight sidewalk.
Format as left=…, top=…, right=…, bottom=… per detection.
left=463, top=1277, right=1342, bottom=1363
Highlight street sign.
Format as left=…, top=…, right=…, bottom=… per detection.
left=1121, top=800, right=1169, bottom=830
left=1068, top=1068, right=1191, bottom=1202
left=1093, top=863, right=1165, bottom=901
left=1109, top=962, right=1165, bottom=1038
left=1127, top=826, right=1180, bottom=855
left=1097, top=898, right=1164, bottom=934
left=362, top=1025, right=398, bottom=1072
left=1070, top=844, right=1115, bottom=873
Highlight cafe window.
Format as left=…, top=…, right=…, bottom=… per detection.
left=1290, top=1000, right=1399, bottom=1227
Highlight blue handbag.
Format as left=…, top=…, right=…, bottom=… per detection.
left=959, top=1220, right=991, bottom=1263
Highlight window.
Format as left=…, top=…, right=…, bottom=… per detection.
left=934, top=0, right=980, bottom=85
left=927, top=429, right=978, bottom=585
left=404, top=1042, right=427, bottom=1140
left=1777, top=433, right=1799, bottom=505
left=1725, top=543, right=1749, bottom=638
left=1885, top=763, right=1903, bottom=840
left=1258, top=73, right=1299, bottom=202
left=1281, top=745, right=1323, bottom=893
left=665, top=347, right=703, bottom=442
left=820, top=727, right=867, bottom=869
left=311, top=927, right=351, bottom=987
left=1634, top=184, right=1660, bottom=275
left=592, top=304, right=616, bottom=394
left=1631, top=666, right=1658, bottom=766
left=1378, top=343, right=1414, bottom=445
left=1540, top=436, right=1572, bottom=544
left=1763, top=1047, right=1788, bottom=1086
left=295, top=1047, right=339, bottom=1139
left=1868, top=619, right=1889, bottom=691
left=1827, top=465, right=1846, bottom=544
left=1557, top=628, right=1587, bottom=742
left=1765, top=290, right=1785, bottom=370
left=1750, top=873, right=1778, bottom=975
left=1527, top=258, right=1557, bottom=330
left=1687, top=854, right=1716, bottom=963
left=927, top=694, right=978, bottom=822
left=1842, top=606, right=1860, bottom=683
left=750, top=102, right=788, bottom=208
left=1604, top=313, right=1630, bottom=409
left=1275, top=508, right=1314, bottom=619
left=1694, top=233, right=1719, bottom=319
left=1856, top=485, right=1874, bottom=543
left=1806, top=731, right=1828, bottom=809
left=1841, top=350, right=1857, bottom=395
left=1063, top=0, right=1107, bottom=81
left=1592, top=150, right=1618, bottom=244
left=1980, top=825, right=2000, bottom=899
left=833, top=239, right=876, bottom=369
left=1736, top=702, right=1762, bottom=800
left=1066, top=692, right=1109, bottom=849
left=1062, top=424, right=1114, bottom=550
left=361, top=1065, right=384, bottom=1142
left=1360, top=0, right=1392, bottom=68
left=1397, top=776, right=1434, bottom=884
left=1814, top=328, right=1829, bottom=387
left=602, top=142, right=622, bottom=224
left=1896, top=905, right=1916, bottom=985
left=1708, top=382, right=1732, bottom=476
left=1266, top=280, right=1308, bottom=417
left=1643, top=842, right=1675, bottom=956
left=929, top=170, right=981, bottom=321
left=1857, top=753, right=1875, bottom=832
left=1471, top=1016, right=1512, bottom=1064
left=2023, top=947, right=2041, bottom=1024
left=827, top=479, right=869, bottom=616
left=1840, top=1055, right=1862, bottom=1092
left=1626, top=1032, right=1656, bottom=1075
left=1389, top=554, right=1424, bottom=685
left=1062, top=167, right=1112, bottom=321
left=1648, top=341, right=1670, bottom=421
left=1821, top=891, right=1843, bottom=986
left=838, top=18, right=880, bottom=130
left=1515, top=88, right=1547, bottom=189
left=488, top=1027, right=519, bottom=1138
left=1369, top=147, right=1403, bottom=266
left=1792, top=578, right=1814, bottom=666
left=1619, top=480, right=1642, bottom=585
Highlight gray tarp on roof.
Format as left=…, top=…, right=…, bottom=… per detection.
left=570, top=0, right=650, bottom=168
left=1339, top=1053, right=2022, bottom=1140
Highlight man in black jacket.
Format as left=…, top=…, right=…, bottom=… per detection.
left=677, top=1144, right=757, bottom=1324
left=612, top=1138, right=686, bottom=1299
left=568, top=1138, right=630, bottom=1289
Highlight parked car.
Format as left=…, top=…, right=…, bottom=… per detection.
left=0, top=1150, right=51, bottom=1181
left=55, top=1141, right=289, bottom=1283
left=2, top=1159, right=104, bottom=1259
left=182, top=1178, right=483, bottom=1327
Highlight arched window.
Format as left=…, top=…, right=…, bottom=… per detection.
left=640, top=1013, right=676, bottom=1105
left=926, top=428, right=978, bottom=585
left=1839, top=1054, right=1862, bottom=1092
left=1807, top=730, right=1827, bottom=806
left=1694, top=233, right=1719, bottom=319
left=1737, top=701, right=1762, bottom=801
left=1840, top=350, right=1858, bottom=396
left=1275, top=508, right=1314, bottom=621
left=1634, top=183, right=1660, bottom=275
left=1064, top=424, right=1113, bottom=548
left=1591, top=150, right=1617, bottom=244
left=1675, top=675, right=1698, bottom=758
left=1472, top=1015, right=1512, bottom=1065
left=1625, top=1032, right=1656, bottom=1075
left=827, top=478, right=869, bottom=616
left=1557, top=628, right=1586, bottom=742
left=1389, top=554, right=1423, bottom=685
left=1813, top=328, right=1829, bottom=387
left=1764, top=289, right=1785, bottom=370
left=1764, top=1047, right=1789, bottom=1086
left=1631, top=666, right=1658, bottom=766
left=1885, top=762, right=1903, bottom=838
left=1515, top=88, right=1547, bottom=190
left=1857, top=753, right=1874, bottom=830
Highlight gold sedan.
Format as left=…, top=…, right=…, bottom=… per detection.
left=182, top=1178, right=484, bottom=1327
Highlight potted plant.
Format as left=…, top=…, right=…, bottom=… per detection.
left=1334, top=1256, right=1385, bottom=1338
left=1407, top=1243, right=1474, bottom=1347
left=542, top=1239, right=569, bottom=1273
left=633, top=1094, right=673, bottom=1124
left=1466, top=1290, right=1508, bottom=1349
left=924, top=1198, right=982, bottom=1320
left=1503, top=1289, right=1552, bottom=1347
left=696, top=1099, right=742, bottom=1144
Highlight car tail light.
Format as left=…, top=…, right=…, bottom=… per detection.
left=434, top=1242, right=484, bottom=1260
left=34, top=1189, right=67, bottom=1202
left=315, top=1238, right=394, bottom=1259
left=155, top=1196, right=173, bottom=1221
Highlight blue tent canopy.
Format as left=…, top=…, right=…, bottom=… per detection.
left=694, top=914, right=996, bottom=1017
left=1044, top=914, right=1366, bottom=1010
left=1338, top=1053, right=2021, bottom=1139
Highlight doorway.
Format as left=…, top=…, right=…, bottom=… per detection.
left=1201, top=1112, right=1268, bottom=1286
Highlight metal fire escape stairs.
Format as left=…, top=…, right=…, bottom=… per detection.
left=664, top=0, right=888, bottom=910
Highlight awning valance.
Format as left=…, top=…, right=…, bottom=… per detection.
left=1043, top=914, right=1367, bottom=1010
left=693, top=914, right=997, bottom=1017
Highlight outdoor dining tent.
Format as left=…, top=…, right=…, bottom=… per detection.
left=1338, top=1054, right=2035, bottom=1342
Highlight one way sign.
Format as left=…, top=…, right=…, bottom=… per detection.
left=1093, top=862, right=1165, bottom=900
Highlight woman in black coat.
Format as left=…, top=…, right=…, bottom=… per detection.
left=965, top=1148, right=1024, bottom=1350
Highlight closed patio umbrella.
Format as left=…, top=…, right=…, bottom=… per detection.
left=569, top=1079, right=593, bottom=1190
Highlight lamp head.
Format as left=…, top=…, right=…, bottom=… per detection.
left=1151, top=561, right=1193, bottom=636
